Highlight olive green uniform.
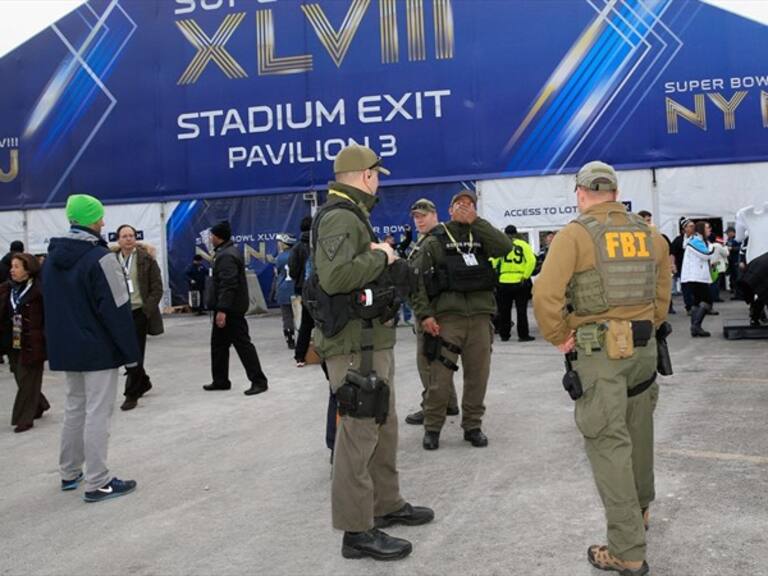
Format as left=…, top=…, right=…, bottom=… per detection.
left=410, top=218, right=512, bottom=432
left=314, top=182, right=405, bottom=532
left=408, top=233, right=458, bottom=412
left=533, top=201, right=671, bottom=563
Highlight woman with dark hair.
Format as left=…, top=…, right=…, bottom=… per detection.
left=114, top=224, right=164, bottom=411
left=681, top=221, right=718, bottom=337
left=0, top=253, right=49, bottom=432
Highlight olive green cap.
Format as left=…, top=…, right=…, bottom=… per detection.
left=65, top=194, right=105, bottom=226
left=450, top=189, right=477, bottom=206
left=410, top=198, right=437, bottom=215
left=575, top=161, right=618, bottom=192
left=333, top=145, right=390, bottom=175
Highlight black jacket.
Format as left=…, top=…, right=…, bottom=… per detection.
left=288, top=231, right=310, bottom=295
left=208, top=240, right=249, bottom=315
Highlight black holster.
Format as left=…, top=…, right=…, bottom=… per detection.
left=655, top=321, right=673, bottom=376
left=336, top=369, right=390, bottom=425
left=563, top=352, right=583, bottom=401
left=422, top=333, right=461, bottom=371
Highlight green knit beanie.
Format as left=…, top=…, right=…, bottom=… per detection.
left=66, top=194, right=104, bottom=226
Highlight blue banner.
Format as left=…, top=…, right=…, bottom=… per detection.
left=166, top=193, right=308, bottom=306
left=2, top=0, right=768, bottom=208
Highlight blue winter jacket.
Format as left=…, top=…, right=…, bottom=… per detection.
left=275, top=250, right=295, bottom=306
left=43, top=226, right=140, bottom=372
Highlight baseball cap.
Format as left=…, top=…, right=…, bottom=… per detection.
left=410, top=198, right=437, bottom=215
left=333, top=145, right=390, bottom=175
left=65, top=194, right=105, bottom=226
left=450, top=189, right=477, bottom=206
left=575, top=161, right=618, bottom=192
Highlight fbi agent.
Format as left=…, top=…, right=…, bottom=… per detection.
left=306, top=145, right=433, bottom=561
left=532, top=161, right=671, bottom=576
left=409, top=190, right=512, bottom=450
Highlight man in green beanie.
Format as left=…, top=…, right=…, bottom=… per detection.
left=43, top=194, right=140, bottom=502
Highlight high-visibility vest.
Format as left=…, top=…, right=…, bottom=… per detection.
left=490, top=238, right=536, bottom=284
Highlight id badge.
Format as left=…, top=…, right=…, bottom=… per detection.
left=127, top=278, right=135, bottom=294
left=12, top=314, right=22, bottom=349
left=462, top=253, right=479, bottom=266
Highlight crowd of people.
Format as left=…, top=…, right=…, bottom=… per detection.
left=2, top=145, right=766, bottom=576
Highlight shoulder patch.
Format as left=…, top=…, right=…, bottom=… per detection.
left=320, top=233, right=347, bottom=261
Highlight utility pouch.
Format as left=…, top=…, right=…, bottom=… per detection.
left=605, top=320, right=634, bottom=359
left=575, top=323, right=602, bottom=355
left=423, top=333, right=440, bottom=362
left=631, top=320, right=653, bottom=347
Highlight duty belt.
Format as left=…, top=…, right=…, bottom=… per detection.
left=575, top=320, right=654, bottom=355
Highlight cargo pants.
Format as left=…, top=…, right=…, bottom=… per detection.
left=326, top=348, right=406, bottom=532
left=424, top=314, right=493, bottom=432
left=571, top=337, right=658, bottom=563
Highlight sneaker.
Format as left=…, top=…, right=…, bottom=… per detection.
left=61, top=472, right=84, bottom=491
left=296, top=361, right=306, bottom=368
left=587, top=545, right=649, bottom=575
left=83, top=477, right=137, bottom=503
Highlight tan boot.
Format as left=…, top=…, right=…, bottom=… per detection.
left=587, top=545, right=649, bottom=575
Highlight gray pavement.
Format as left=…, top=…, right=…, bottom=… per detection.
left=1, top=297, right=766, bottom=576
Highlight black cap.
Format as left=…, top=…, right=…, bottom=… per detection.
left=210, top=221, right=232, bottom=242
left=10, top=240, right=24, bottom=253
left=504, top=225, right=517, bottom=236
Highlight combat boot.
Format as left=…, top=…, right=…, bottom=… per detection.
left=423, top=431, right=440, bottom=450
left=587, top=545, right=649, bottom=575
left=341, top=528, right=412, bottom=561
left=690, top=305, right=710, bottom=337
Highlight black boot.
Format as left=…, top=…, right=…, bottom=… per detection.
left=341, top=529, right=412, bottom=560
left=423, top=430, right=440, bottom=450
left=690, top=305, right=710, bottom=337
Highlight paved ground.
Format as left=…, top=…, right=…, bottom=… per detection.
left=1, top=296, right=766, bottom=576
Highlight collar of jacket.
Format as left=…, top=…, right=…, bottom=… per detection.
left=214, top=239, right=234, bottom=252
left=327, top=181, right=379, bottom=215
left=69, top=225, right=107, bottom=246
left=581, top=201, right=627, bottom=216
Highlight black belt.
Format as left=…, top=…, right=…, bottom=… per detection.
left=628, top=371, right=656, bottom=397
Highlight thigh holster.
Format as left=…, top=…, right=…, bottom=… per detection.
left=336, top=369, right=390, bottom=424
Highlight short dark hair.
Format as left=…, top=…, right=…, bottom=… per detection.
left=116, top=224, right=137, bottom=237
left=504, top=225, right=517, bottom=236
left=10, top=240, right=24, bottom=253
left=638, top=210, right=652, bottom=219
left=11, top=253, right=41, bottom=277
left=694, top=221, right=708, bottom=236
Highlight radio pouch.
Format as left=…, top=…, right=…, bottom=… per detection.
left=605, top=320, right=634, bottom=359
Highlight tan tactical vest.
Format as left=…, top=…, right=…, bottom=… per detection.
left=567, top=211, right=656, bottom=315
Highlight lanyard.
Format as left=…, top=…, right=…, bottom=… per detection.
left=441, top=223, right=474, bottom=254
left=329, top=190, right=355, bottom=204
left=119, top=251, right=134, bottom=275
left=10, top=280, right=32, bottom=313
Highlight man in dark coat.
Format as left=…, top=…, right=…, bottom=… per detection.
left=204, top=221, right=268, bottom=395
left=738, top=250, right=768, bottom=326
